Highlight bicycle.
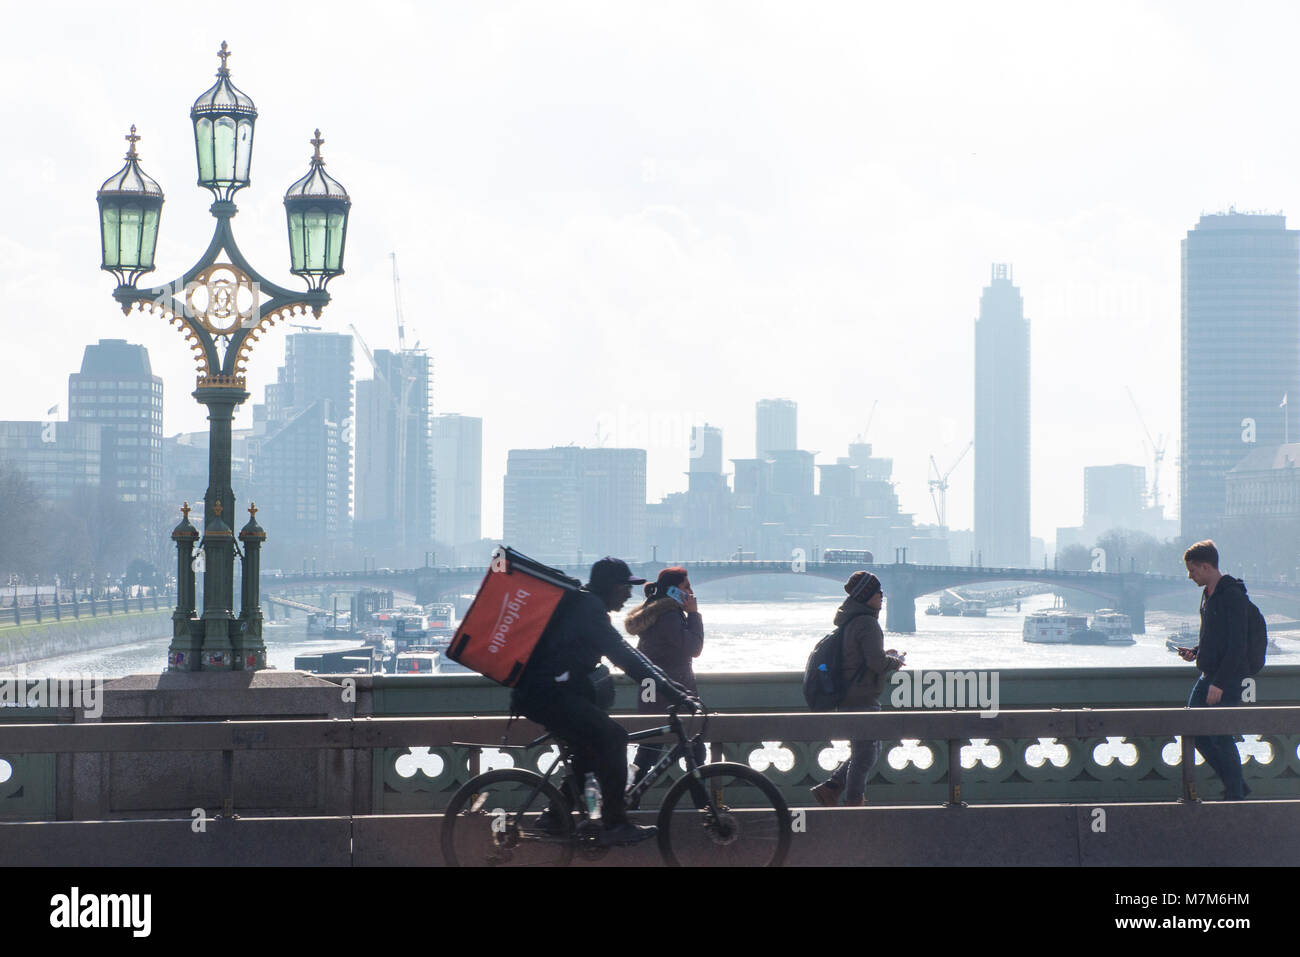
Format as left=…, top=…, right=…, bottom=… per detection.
left=441, top=703, right=791, bottom=867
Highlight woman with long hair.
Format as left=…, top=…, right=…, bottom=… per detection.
left=623, top=566, right=705, bottom=785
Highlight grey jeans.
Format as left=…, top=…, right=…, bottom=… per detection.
left=828, top=704, right=882, bottom=803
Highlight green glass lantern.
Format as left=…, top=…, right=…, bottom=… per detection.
left=96, top=126, right=165, bottom=285
left=190, top=41, right=257, bottom=203
left=283, top=130, right=351, bottom=290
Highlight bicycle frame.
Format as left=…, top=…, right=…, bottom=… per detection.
left=625, top=708, right=708, bottom=810
left=455, top=706, right=709, bottom=830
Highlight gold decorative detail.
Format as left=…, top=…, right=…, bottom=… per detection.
left=248, top=503, right=258, bottom=519
left=181, top=502, right=191, bottom=520
left=213, top=500, right=224, bottom=518
left=130, top=301, right=211, bottom=378
left=187, top=263, right=259, bottom=336
left=232, top=301, right=316, bottom=377
left=195, top=374, right=248, bottom=390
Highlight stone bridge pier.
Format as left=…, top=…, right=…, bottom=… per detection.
left=883, top=569, right=918, bottom=634
left=1120, top=576, right=1147, bottom=634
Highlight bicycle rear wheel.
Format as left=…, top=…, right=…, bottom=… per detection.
left=656, top=762, right=791, bottom=867
left=441, top=769, right=575, bottom=867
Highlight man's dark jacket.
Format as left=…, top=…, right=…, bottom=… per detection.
left=1196, top=575, right=1251, bottom=691
left=518, top=589, right=686, bottom=702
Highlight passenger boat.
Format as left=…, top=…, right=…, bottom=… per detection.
left=1024, top=609, right=1135, bottom=645
left=1075, top=610, right=1136, bottom=645
left=394, top=651, right=439, bottom=674
left=1023, top=611, right=1089, bottom=643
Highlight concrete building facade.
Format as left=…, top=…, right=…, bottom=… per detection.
left=1181, top=212, right=1300, bottom=540
left=756, top=399, right=797, bottom=459
left=432, top=413, right=483, bottom=557
left=504, top=447, right=646, bottom=565
left=0, top=421, right=102, bottom=502
left=355, top=349, right=435, bottom=562
left=68, top=339, right=163, bottom=508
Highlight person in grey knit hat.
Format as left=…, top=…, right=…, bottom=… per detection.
left=810, top=570, right=906, bottom=807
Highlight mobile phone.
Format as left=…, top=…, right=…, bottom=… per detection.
left=666, top=585, right=688, bottom=604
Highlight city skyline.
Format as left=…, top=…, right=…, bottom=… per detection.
left=11, top=3, right=1300, bottom=545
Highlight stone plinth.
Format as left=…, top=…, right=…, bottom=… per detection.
left=63, top=671, right=365, bottom=822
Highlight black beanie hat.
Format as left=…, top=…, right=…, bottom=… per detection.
left=845, top=570, right=881, bottom=602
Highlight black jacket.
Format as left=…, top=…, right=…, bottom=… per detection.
left=1196, top=575, right=1251, bottom=690
left=518, top=589, right=688, bottom=703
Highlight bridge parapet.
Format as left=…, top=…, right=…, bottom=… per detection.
left=4, top=667, right=1296, bottom=823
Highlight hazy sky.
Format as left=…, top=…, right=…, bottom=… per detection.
left=4, top=1, right=1299, bottom=544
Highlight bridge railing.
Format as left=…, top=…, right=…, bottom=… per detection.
left=3, top=706, right=1297, bottom=820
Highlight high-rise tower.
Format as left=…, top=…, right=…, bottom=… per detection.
left=1181, top=212, right=1300, bottom=540
left=755, top=399, right=797, bottom=459
left=973, top=264, right=1030, bottom=566
left=355, top=348, right=435, bottom=560
left=248, top=332, right=354, bottom=566
left=68, top=339, right=163, bottom=508
left=432, top=413, right=483, bottom=554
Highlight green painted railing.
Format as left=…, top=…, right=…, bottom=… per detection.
left=2, top=666, right=1297, bottom=820
left=362, top=666, right=1300, bottom=813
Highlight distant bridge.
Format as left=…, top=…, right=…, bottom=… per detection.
left=259, top=560, right=1300, bottom=633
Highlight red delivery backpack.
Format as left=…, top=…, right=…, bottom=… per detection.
left=446, top=546, right=583, bottom=686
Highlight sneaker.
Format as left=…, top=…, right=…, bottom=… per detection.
left=598, top=821, right=658, bottom=846
left=810, top=781, right=842, bottom=807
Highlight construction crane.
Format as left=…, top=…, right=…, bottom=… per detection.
left=1125, top=386, right=1166, bottom=511
left=928, top=439, right=973, bottom=529
left=853, top=400, right=879, bottom=444
left=390, top=252, right=407, bottom=353
left=351, top=323, right=418, bottom=532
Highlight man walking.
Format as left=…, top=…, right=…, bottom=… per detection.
left=1178, top=540, right=1251, bottom=800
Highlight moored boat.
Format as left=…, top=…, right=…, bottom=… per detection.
left=1023, top=611, right=1089, bottom=643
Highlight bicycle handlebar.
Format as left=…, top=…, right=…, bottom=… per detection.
left=667, top=698, right=708, bottom=737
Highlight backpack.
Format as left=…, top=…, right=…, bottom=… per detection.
left=802, top=613, right=867, bottom=711
left=446, top=546, right=582, bottom=686
left=1246, top=597, right=1268, bottom=676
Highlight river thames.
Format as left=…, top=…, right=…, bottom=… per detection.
left=12, top=590, right=1295, bottom=679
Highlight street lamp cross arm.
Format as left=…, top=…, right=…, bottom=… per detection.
left=116, top=213, right=328, bottom=381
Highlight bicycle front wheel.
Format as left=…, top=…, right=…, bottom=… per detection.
left=441, top=769, right=574, bottom=867
left=656, top=762, right=791, bottom=867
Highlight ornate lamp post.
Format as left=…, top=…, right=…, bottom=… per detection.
left=96, top=42, right=351, bottom=672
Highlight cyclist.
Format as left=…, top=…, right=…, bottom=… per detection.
left=512, top=556, right=698, bottom=846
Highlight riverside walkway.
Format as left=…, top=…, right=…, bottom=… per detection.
left=2, top=666, right=1297, bottom=865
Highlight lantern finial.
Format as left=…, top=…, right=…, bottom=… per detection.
left=125, top=125, right=141, bottom=158
left=217, top=41, right=231, bottom=74
left=311, top=129, right=324, bottom=164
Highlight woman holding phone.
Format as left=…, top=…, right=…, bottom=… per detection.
left=624, top=566, right=705, bottom=785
